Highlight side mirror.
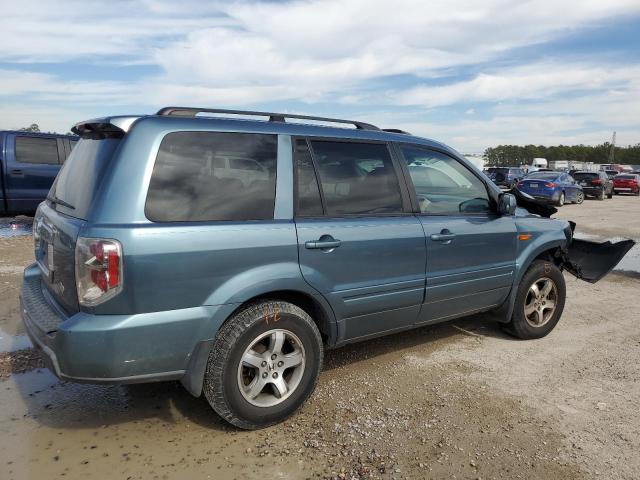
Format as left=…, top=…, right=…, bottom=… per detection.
left=498, top=193, right=517, bottom=216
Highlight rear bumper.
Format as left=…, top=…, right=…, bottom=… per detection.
left=580, top=186, right=604, bottom=196
left=20, top=263, right=219, bottom=384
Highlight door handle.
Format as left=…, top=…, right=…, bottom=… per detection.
left=11, top=169, right=24, bottom=177
left=305, top=236, right=342, bottom=250
left=430, top=230, right=456, bottom=244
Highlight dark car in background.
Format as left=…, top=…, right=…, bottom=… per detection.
left=485, top=167, right=526, bottom=188
left=516, top=171, right=583, bottom=206
left=603, top=169, right=619, bottom=180
left=613, top=173, right=640, bottom=196
left=0, top=131, right=77, bottom=215
left=572, top=171, right=614, bottom=200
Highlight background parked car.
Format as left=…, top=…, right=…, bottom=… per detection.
left=1, top=130, right=77, bottom=215
left=572, top=171, right=614, bottom=200
left=516, top=171, right=584, bottom=206
left=485, top=167, right=526, bottom=189
left=613, top=173, right=640, bottom=196
left=604, top=169, right=619, bottom=180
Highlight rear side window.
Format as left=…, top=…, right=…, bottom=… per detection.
left=309, top=141, right=403, bottom=215
left=146, top=132, right=277, bottom=222
left=15, top=136, right=59, bottom=164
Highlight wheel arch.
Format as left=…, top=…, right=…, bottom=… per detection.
left=488, top=238, right=567, bottom=324
left=181, top=288, right=336, bottom=398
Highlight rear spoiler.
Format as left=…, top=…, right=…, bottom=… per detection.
left=71, top=116, right=140, bottom=139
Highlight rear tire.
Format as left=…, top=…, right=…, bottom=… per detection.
left=503, top=260, right=566, bottom=340
left=203, top=301, right=323, bottom=430
left=597, top=188, right=605, bottom=200
left=607, top=188, right=613, bottom=199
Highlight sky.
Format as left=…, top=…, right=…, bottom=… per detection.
left=0, top=0, right=639, bottom=153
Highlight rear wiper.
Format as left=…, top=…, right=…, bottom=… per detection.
left=48, top=195, right=75, bottom=210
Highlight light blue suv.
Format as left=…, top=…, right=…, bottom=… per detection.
left=21, top=107, right=634, bottom=429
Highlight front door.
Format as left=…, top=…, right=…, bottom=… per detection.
left=293, top=138, right=426, bottom=342
left=5, top=134, right=61, bottom=212
left=397, top=145, right=517, bottom=323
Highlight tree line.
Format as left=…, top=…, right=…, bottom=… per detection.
left=483, top=143, right=640, bottom=167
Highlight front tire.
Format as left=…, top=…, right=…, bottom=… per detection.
left=556, top=192, right=565, bottom=206
left=575, top=191, right=584, bottom=204
left=503, top=260, right=566, bottom=340
left=203, top=301, right=323, bottom=430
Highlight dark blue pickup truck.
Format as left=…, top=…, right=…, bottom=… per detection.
left=0, top=131, right=77, bottom=215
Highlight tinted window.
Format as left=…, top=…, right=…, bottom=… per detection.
left=15, top=136, right=59, bottom=164
left=309, top=141, right=403, bottom=215
left=49, top=138, right=122, bottom=219
left=146, top=132, right=277, bottom=222
left=294, top=139, right=323, bottom=216
left=401, top=146, right=490, bottom=215
left=616, top=175, right=635, bottom=180
left=526, top=172, right=558, bottom=180
left=573, top=173, right=598, bottom=180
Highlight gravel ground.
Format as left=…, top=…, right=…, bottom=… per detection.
left=0, top=195, right=638, bottom=480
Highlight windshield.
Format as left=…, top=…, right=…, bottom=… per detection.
left=48, top=138, right=122, bottom=219
left=616, top=175, right=635, bottom=180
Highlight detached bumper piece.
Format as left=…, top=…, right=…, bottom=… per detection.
left=564, top=238, right=635, bottom=283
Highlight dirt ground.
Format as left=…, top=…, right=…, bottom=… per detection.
left=0, top=195, right=638, bottom=480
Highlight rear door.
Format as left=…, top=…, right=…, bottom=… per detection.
left=397, top=145, right=517, bottom=323
left=294, top=138, right=426, bottom=342
left=5, top=134, right=61, bottom=212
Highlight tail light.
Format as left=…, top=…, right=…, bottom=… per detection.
left=517, top=181, right=524, bottom=187
left=544, top=182, right=556, bottom=187
left=592, top=179, right=601, bottom=185
left=75, top=237, right=123, bottom=306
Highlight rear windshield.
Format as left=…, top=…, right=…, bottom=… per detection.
left=616, top=175, right=635, bottom=180
left=572, top=172, right=598, bottom=180
left=525, top=172, right=557, bottom=180
left=48, top=138, right=121, bottom=219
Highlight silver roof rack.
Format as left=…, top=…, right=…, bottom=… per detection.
left=156, top=107, right=380, bottom=131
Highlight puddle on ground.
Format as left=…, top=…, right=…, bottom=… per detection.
left=0, top=217, right=33, bottom=238
left=0, top=369, right=311, bottom=480
left=573, top=232, right=640, bottom=274
left=0, top=331, right=32, bottom=353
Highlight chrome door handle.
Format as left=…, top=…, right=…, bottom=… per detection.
left=305, top=237, right=341, bottom=250
left=430, top=232, right=456, bottom=243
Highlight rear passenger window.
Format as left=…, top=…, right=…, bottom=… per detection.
left=309, top=141, right=403, bottom=215
left=146, top=132, right=277, bottom=222
left=15, top=136, right=59, bottom=164
left=294, top=139, right=323, bottom=216
left=401, top=146, right=491, bottom=215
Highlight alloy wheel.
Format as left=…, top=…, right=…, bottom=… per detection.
left=523, top=277, right=558, bottom=328
left=237, top=329, right=306, bottom=407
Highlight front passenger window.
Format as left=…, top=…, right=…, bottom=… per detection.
left=400, top=146, right=491, bottom=215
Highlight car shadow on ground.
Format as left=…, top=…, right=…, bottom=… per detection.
left=10, top=313, right=512, bottom=432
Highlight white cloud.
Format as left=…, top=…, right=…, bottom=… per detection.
left=0, top=0, right=639, bottom=150
left=391, top=63, right=640, bottom=107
